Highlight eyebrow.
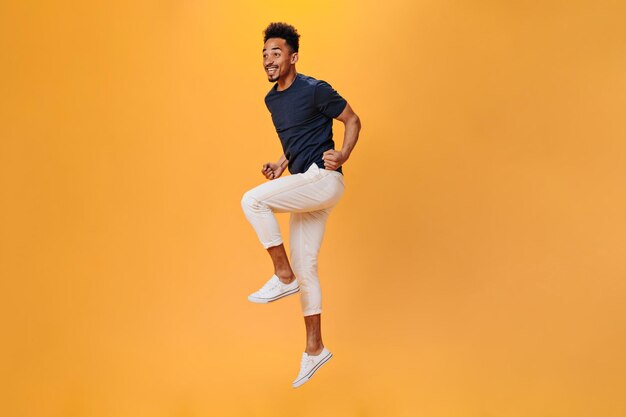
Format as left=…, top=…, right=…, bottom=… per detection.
left=262, top=47, right=282, bottom=52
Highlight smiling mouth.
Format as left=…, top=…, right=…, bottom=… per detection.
left=266, top=67, right=277, bottom=75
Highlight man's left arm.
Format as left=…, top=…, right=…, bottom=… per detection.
left=322, top=103, right=361, bottom=170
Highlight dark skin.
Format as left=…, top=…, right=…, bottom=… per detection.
left=260, top=37, right=361, bottom=355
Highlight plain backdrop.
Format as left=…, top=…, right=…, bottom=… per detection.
left=2, top=1, right=625, bottom=416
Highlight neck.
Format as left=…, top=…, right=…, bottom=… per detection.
left=276, top=70, right=298, bottom=91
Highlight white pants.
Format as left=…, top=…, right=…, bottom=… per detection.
left=241, top=162, right=345, bottom=316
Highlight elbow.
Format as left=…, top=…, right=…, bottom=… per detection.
left=349, top=113, right=361, bottom=128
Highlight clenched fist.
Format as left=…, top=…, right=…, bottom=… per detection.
left=322, top=149, right=346, bottom=171
left=261, top=162, right=285, bottom=180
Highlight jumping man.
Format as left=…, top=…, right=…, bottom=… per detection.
left=241, top=22, right=361, bottom=388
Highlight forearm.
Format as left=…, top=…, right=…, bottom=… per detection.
left=277, top=153, right=288, bottom=169
left=340, top=116, right=361, bottom=160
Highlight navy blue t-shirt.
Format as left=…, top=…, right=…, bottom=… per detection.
left=264, top=73, right=347, bottom=175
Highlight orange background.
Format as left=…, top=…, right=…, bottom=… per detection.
left=2, top=1, right=626, bottom=416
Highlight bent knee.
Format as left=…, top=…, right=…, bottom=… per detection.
left=240, top=192, right=254, bottom=211
left=241, top=192, right=265, bottom=213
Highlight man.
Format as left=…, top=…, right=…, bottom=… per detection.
left=241, top=22, right=361, bottom=388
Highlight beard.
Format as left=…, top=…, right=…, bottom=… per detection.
left=266, top=67, right=279, bottom=82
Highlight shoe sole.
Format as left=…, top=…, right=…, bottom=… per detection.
left=247, top=287, right=300, bottom=303
left=292, top=351, right=333, bottom=388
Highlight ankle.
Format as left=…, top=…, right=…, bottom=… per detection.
left=275, top=271, right=296, bottom=284
left=305, top=343, right=324, bottom=356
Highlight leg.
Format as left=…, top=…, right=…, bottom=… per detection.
left=289, top=208, right=338, bottom=387
left=241, top=163, right=344, bottom=283
left=304, top=314, right=324, bottom=355
left=267, top=244, right=296, bottom=284
left=290, top=208, right=333, bottom=354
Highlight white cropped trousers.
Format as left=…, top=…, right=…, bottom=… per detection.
left=241, top=162, right=345, bottom=316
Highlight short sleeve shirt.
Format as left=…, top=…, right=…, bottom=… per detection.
left=264, top=73, right=347, bottom=175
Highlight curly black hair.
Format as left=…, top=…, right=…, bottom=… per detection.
left=263, top=22, right=300, bottom=53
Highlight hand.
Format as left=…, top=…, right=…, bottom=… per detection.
left=322, top=149, right=346, bottom=170
left=261, top=162, right=285, bottom=180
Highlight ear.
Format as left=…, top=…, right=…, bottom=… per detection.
left=291, top=52, right=299, bottom=64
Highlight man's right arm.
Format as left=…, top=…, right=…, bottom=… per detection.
left=277, top=153, right=288, bottom=170
left=262, top=153, right=288, bottom=180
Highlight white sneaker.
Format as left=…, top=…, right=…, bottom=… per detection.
left=247, top=274, right=299, bottom=303
left=292, top=347, right=333, bottom=388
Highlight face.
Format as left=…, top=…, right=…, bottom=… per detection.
left=262, top=38, right=297, bottom=82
